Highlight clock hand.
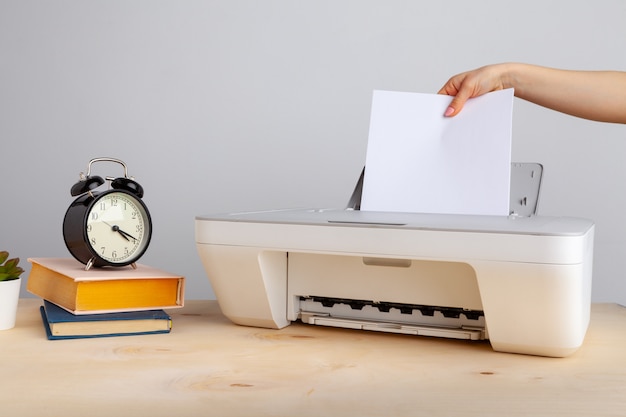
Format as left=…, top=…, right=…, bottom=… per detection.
left=117, top=228, right=138, bottom=242
left=111, top=225, right=130, bottom=241
left=102, top=221, right=137, bottom=242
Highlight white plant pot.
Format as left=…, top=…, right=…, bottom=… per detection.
left=0, top=277, right=21, bottom=330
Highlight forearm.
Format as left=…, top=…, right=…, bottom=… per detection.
left=504, top=63, right=626, bottom=123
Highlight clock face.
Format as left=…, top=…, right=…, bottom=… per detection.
left=85, top=191, right=151, bottom=265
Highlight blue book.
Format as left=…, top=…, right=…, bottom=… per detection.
left=40, top=300, right=172, bottom=340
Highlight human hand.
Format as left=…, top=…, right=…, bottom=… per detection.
left=438, top=64, right=510, bottom=117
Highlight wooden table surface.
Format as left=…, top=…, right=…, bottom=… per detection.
left=1, top=299, right=625, bottom=417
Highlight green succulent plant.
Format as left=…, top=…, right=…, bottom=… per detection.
left=0, top=251, right=24, bottom=282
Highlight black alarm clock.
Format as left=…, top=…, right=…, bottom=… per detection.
left=63, top=157, right=152, bottom=270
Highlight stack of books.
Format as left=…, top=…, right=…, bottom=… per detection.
left=26, top=258, right=185, bottom=340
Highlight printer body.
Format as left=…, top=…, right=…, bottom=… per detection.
left=195, top=164, right=595, bottom=357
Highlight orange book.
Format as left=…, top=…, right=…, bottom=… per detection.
left=27, top=258, right=184, bottom=314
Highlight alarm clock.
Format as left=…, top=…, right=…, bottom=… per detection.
left=63, top=157, right=152, bottom=270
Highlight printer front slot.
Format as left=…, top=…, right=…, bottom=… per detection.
left=297, top=296, right=486, bottom=341
left=287, top=252, right=486, bottom=342
left=287, top=253, right=484, bottom=316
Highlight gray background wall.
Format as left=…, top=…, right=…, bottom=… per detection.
left=1, top=1, right=625, bottom=303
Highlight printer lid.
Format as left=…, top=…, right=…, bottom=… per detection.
left=196, top=208, right=593, bottom=237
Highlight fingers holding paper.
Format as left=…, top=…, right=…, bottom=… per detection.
left=438, top=64, right=508, bottom=117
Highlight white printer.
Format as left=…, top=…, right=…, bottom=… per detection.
left=195, top=164, right=594, bottom=357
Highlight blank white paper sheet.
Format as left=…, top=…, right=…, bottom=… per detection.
left=360, top=89, right=514, bottom=216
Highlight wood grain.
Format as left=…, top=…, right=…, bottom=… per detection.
left=1, top=299, right=624, bottom=417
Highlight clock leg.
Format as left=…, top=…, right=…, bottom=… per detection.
left=85, top=257, right=95, bottom=271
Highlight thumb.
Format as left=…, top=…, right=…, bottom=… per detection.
left=444, top=92, right=471, bottom=117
